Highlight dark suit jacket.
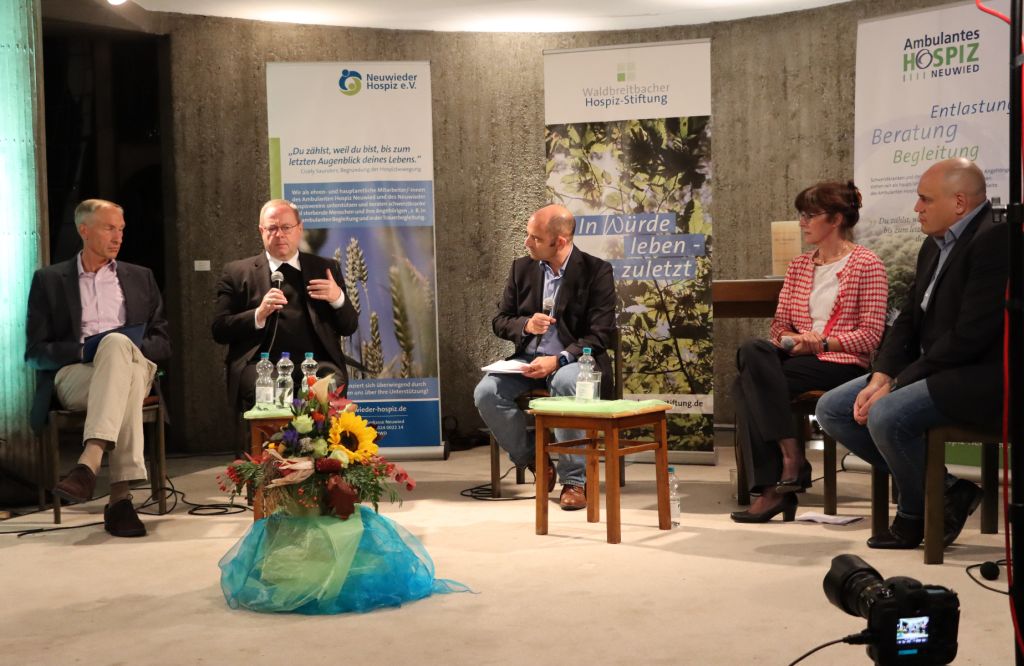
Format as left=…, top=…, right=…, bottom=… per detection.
left=212, top=252, right=359, bottom=408
left=25, top=258, right=172, bottom=433
left=492, top=247, right=617, bottom=398
left=874, top=202, right=1008, bottom=427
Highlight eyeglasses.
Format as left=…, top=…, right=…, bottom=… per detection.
left=260, top=223, right=298, bottom=236
left=799, top=211, right=826, bottom=222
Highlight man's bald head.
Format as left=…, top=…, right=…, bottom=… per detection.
left=524, top=204, right=575, bottom=268
left=533, top=204, right=576, bottom=239
left=915, top=158, right=988, bottom=237
left=928, top=158, right=987, bottom=207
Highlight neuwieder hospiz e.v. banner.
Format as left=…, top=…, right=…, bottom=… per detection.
left=266, top=62, right=443, bottom=458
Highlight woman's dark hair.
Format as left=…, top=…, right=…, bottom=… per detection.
left=794, top=180, right=862, bottom=234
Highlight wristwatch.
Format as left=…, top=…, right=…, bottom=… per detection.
left=821, top=338, right=830, bottom=353
left=557, top=354, right=571, bottom=368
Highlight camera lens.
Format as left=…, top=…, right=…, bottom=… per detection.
left=823, top=554, right=885, bottom=619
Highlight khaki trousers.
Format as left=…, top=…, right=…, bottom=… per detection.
left=54, top=333, right=156, bottom=483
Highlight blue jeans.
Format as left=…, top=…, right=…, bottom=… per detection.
left=473, top=358, right=585, bottom=487
left=815, top=375, right=952, bottom=520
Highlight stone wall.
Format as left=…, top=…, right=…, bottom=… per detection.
left=161, top=0, right=946, bottom=450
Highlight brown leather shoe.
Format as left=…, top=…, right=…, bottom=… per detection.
left=104, top=498, right=147, bottom=537
left=528, top=454, right=557, bottom=494
left=559, top=484, right=587, bottom=511
left=53, top=464, right=97, bottom=504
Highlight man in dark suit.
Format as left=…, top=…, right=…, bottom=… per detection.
left=817, top=158, right=1007, bottom=550
left=474, top=204, right=616, bottom=510
left=26, top=199, right=171, bottom=537
left=212, top=199, right=358, bottom=411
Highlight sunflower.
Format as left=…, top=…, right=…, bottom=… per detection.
left=327, top=411, right=378, bottom=463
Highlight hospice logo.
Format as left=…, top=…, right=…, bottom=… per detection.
left=338, top=69, right=362, bottom=96
left=901, top=29, right=981, bottom=82
left=617, top=61, right=636, bottom=82
left=339, top=67, right=421, bottom=96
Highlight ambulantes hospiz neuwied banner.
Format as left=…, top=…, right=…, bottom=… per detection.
left=266, top=62, right=443, bottom=459
left=544, top=40, right=714, bottom=460
left=854, top=2, right=1009, bottom=316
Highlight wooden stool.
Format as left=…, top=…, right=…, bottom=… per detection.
left=871, top=425, right=1001, bottom=564
left=791, top=391, right=838, bottom=514
left=734, top=390, right=838, bottom=514
left=246, top=415, right=291, bottom=520
left=40, top=395, right=166, bottom=523
left=488, top=389, right=548, bottom=498
left=486, top=427, right=528, bottom=497
left=531, top=401, right=671, bottom=544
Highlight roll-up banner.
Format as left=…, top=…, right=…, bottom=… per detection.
left=855, top=2, right=1009, bottom=312
left=854, top=2, right=1009, bottom=466
left=267, top=62, right=443, bottom=460
left=544, top=40, right=715, bottom=462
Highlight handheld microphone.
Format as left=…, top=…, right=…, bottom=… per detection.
left=780, top=336, right=796, bottom=351
left=266, top=270, right=285, bottom=353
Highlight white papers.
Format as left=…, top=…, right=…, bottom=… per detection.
left=481, top=359, right=529, bottom=374
left=796, top=512, right=863, bottom=526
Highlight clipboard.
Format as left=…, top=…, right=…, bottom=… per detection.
left=83, top=323, right=146, bottom=363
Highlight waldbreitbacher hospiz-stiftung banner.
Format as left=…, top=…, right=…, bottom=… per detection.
left=544, top=40, right=714, bottom=460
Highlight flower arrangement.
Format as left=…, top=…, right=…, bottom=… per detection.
left=220, top=376, right=415, bottom=520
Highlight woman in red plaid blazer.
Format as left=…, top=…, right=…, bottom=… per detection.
left=731, top=181, right=888, bottom=523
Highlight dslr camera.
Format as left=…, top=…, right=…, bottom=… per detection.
left=823, top=554, right=960, bottom=665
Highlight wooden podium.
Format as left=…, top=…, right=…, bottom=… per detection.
left=711, top=278, right=784, bottom=318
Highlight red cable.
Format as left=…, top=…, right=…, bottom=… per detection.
left=1003, top=287, right=1023, bottom=656
left=977, top=0, right=1010, bottom=22
left=975, top=2, right=1024, bottom=171
left=976, top=1, right=1022, bottom=653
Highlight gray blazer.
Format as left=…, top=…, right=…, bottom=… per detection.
left=25, top=257, right=171, bottom=433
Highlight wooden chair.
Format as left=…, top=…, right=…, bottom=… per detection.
left=871, top=424, right=1000, bottom=564
left=39, top=395, right=167, bottom=523
left=734, top=390, right=838, bottom=514
left=488, top=389, right=548, bottom=498
left=488, top=344, right=625, bottom=498
left=247, top=414, right=293, bottom=520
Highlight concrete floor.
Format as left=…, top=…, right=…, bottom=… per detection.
left=0, top=445, right=1013, bottom=665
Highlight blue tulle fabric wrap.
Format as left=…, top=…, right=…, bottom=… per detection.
left=220, top=507, right=467, bottom=614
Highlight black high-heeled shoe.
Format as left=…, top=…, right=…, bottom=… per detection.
left=775, top=461, right=812, bottom=494
left=730, top=494, right=798, bottom=523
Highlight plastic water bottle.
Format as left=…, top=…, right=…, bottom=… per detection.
left=668, top=465, right=681, bottom=527
left=300, top=352, right=318, bottom=399
left=254, top=352, right=275, bottom=409
left=575, top=347, right=598, bottom=401
left=275, top=352, right=294, bottom=407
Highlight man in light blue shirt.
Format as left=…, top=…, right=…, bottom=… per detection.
left=475, top=204, right=616, bottom=511
left=817, top=159, right=1007, bottom=551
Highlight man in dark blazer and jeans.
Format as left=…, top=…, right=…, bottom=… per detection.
left=474, top=204, right=616, bottom=510
left=817, top=158, right=1007, bottom=550
left=26, top=199, right=171, bottom=537
left=212, top=199, right=359, bottom=411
